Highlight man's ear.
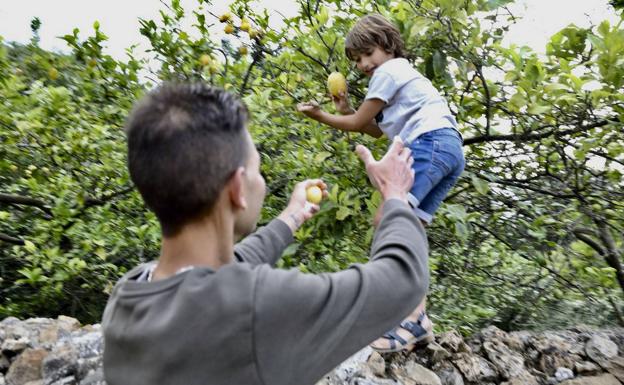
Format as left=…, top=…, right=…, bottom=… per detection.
left=228, top=166, right=247, bottom=210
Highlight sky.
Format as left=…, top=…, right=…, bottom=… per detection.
left=0, top=0, right=620, bottom=61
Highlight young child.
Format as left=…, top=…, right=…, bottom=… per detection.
left=297, top=14, right=465, bottom=353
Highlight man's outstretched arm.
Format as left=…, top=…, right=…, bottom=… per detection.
left=233, top=179, right=327, bottom=266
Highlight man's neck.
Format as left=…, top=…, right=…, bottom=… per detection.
left=152, top=214, right=234, bottom=281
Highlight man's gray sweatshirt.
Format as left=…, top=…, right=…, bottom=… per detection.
left=102, top=199, right=429, bottom=385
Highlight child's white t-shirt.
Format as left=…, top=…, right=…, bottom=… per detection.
left=365, top=58, right=458, bottom=144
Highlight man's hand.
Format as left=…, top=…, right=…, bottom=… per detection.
left=331, top=91, right=354, bottom=115
left=355, top=136, right=414, bottom=204
left=278, top=179, right=328, bottom=233
left=297, top=101, right=322, bottom=120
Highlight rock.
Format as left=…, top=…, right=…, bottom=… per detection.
left=5, top=348, right=48, bottom=385
left=78, top=368, right=105, bottom=385
left=437, top=330, right=464, bottom=353
left=321, top=347, right=373, bottom=383
left=538, top=348, right=576, bottom=375
left=43, top=344, right=78, bottom=384
left=48, top=377, right=76, bottom=385
left=391, top=361, right=441, bottom=385
left=479, top=326, right=509, bottom=341
left=3, top=316, right=624, bottom=385
left=425, top=342, right=450, bottom=364
left=433, top=362, right=464, bottom=385
left=605, top=328, right=624, bottom=354
left=500, top=372, right=539, bottom=385
left=56, top=317, right=80, bottom=333
left=509, top=331, right=532, bottom=347
left=0, top=318, right=20, bottom=327
left=504, top=334, right=526, bottom=352
left=39, top=326, right=60, bottom=348
left=2, top=337, right=29, bottom=356
left=560, top=373, right=620, bottom=385
left=2, top=320, right=28, bottom=341
left=0, top=354, right=10, bottom=371
left=69, top=330, right=103, bottom=360
left=585, top=335, right=618, bottom=365
left=351, top=379, right=400, bottom=385
left=452, top=353, right=497, bottom=383
left=75, top=357, right=103, bottom=381
left=367, top=351, right=386, bottom=376
left=317, top=373, right=399, bottom=385
left=531, top=333, right=572, bottom=354
left=555, top=367, right=574, bottom=382
left=575, top=360, right=600, bottom=375
left=604, top=356, right=624, bottom=382
left=482, top=338, right=526, bottom=379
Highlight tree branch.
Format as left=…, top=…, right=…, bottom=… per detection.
left=475, top=65, right=492, bottom=136
left=463, top=119, right=612, bottom=146
left=0, top=193, right=52, bottom=215
left=573, top=229, right=607, bottom=255
left=0, top=232, right=25, bottom=245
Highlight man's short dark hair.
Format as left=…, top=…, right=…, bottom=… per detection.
left=125, top=83, right=249, bottom=236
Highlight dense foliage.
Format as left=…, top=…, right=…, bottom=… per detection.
left=1, top=0, right=622, bottom=331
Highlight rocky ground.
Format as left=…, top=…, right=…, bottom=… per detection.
left=0, top=316, right=622, bottom=385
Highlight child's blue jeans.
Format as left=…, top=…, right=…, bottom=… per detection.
left=406, top=128, right=465, bottom=223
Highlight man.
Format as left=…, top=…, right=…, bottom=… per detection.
left=102, top=83, right=429, bottom=385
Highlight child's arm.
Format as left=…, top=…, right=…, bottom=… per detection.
left=331, top=92, right=384, bottom=138
left=298, top=96, right=384, bottom=138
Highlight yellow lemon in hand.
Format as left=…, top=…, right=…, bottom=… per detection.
left=306, top=186, right=323, bottom=204
left=327, top=72, right=346, bottom=97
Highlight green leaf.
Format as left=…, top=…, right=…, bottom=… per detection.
left=336, top=206, right=352, bottom=221
left=470, top=174, right=489, bottom=195
left=527, top=103, right=551, bottom=115
left=509, top=92, right=526, bottom=111
left=316, top=6, right=329, bottom=26
left=446, top=204, right=467, bottom=221
left=281, top=243, right=300, bottom=257
left=314, top=151, right=332, bottom=163
left=485, top=0, right=514, bottom=10
left=598, top=20, right=611, bottom=37
left=24, top=240, right=37, bottom=253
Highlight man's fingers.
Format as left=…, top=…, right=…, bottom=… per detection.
left=355, top=144, right=374, bottom=165
left=388, top=136, right=405, bottom=155
left=303, top=179, right=325, bottom=189
left=399, top=146, right=412, bottom=162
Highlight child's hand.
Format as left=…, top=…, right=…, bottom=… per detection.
left=297, top=101, right=322, bottom=119
left=331, top=91, right=354, bottom=115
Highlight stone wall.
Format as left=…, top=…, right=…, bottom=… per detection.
left=0, top=316, right=622, bottom=385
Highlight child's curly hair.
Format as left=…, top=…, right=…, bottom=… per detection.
left=345, top=14, right=405, bottom=60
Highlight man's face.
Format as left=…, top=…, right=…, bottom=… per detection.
left=234, top=131, right=266, bottom=239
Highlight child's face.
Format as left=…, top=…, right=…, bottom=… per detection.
left=353, top=46, right=395, bottom=77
